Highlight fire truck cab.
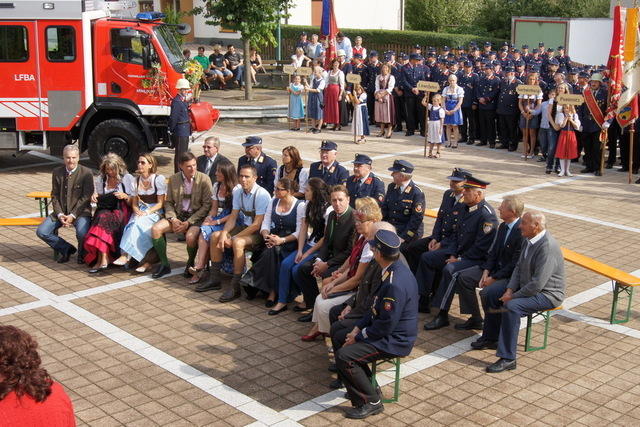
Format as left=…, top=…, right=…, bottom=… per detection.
left=0, top=0, right=218, bottom=169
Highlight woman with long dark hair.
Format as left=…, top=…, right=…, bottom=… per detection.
left=268, top=177, right=330, bottom=315
left=0, top=326, right=75, bottom=425
left=188, top=159, right=238, bottom=284
left=84, top=153, right=134, bottom=273
left=276, top=146, right=309, bottom=199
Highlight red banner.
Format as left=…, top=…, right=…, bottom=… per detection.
left=321, top=0, right=338, bottom=69
left=605, top=5, right=626, bottom=122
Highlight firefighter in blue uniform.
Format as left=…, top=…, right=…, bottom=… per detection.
left=168, top=78, right=192, bottom=173
left=308, top=140, right=349, bottom=185
left=400, top=53, right=429, bottom=136
left=475, top=62, right=500, bottom=147
left=381, top=160, right=425, bottom=250
left=237, top=136, right=278, bottom=194
left=336, top=229, right=418, bottom=420
left=391, top=52, right=406, bottom=132
left=365, top=51, right=382, bottom=124
left=496, top=66, right=523, bottom=151
left=346, top=154, right=385, bottom=207
left=556, top=46, right=571, bottom=72
left=459, top=61, right=479, bottom=144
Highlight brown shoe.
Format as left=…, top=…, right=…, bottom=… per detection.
left=218, top=277, right=241, bottom=303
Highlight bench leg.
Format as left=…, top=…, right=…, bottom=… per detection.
left=370, top=358, right=401, bottom=403
left=610, top=281, right=634, bottom=324
left=525, top=310, right=551, bottom=352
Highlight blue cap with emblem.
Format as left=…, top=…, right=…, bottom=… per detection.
left=353, top=53, right=363, bottom=59
left=522, top=44, right=529, bottom=49
left=353, top=154, right=372, bottom=165
left=578, top=71, right=590, bottom=78
left=539, top=42, right=545, bottom=47
left=484, top=41, right=492, bottom=47
left=388, top=159, right=414, bottom=174
left=504, top=66, right=515, bottom=73
left=409, top=53, right=422, bottom=60
left=548, top=58, right=559, bottom=66
left=369, top=50, right=378, bottom=57
left=320, top=140, right=338, bottom=151
left=463, top=175, right=490, bottom=189
left=399, top=52, right=408, bottom=60
left=242, top=136, right=262, bottom=147
left=463, top=60, right=473, bottom=67
left=568, top=67, right=578, bottom=74
left=447, top=167, right=472, bottom=182
left=369, top=229, right=401, bottom=257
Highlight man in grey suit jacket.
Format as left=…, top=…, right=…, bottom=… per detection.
left=481, top=211, right=565, bottom=373
left=196, top=136, right=229, bottom=182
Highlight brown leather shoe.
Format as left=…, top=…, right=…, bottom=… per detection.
left=218, top=278, right=241, bottom=303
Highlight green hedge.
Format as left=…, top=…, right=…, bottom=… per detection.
left=258, top=24, right=507, bottom=59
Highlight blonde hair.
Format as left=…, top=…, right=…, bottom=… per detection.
left=99, top=153, right=128, bottom=179
left=355, top=197, right=383, bottom=222
left=431, top=94, right=443, bottom=105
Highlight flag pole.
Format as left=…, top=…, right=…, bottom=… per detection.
left=630, top=121, right=635, bottom=184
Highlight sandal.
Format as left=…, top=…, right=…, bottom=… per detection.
left=376, top=131, right=385, bottom=137
left=428, top=153, right=433, bottom=158
left=188, top=269, right=204, bottom=284
left=435, top=152, right=441, bottom=158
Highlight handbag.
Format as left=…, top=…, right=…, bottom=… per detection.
left=96, top=192, right=118, bottom=211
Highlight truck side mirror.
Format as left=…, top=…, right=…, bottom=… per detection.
left=177, top=23, right=191, bottom=35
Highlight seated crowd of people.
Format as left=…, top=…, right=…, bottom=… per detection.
left=36, top=136, right=567, bottom=419
left=284, top=34, right=639, bottom=180
left=187, top=44, right=264, bottom=91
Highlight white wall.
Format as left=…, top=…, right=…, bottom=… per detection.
left=287, top=0, right=311, bottom=26
left=192, top=0, right=241, bottom=41
left=333, top=0, right=402, bottom=30
left=567, top=19, right=612, bottom=65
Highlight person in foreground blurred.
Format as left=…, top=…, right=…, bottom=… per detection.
left=0, top=325, right=75, bottom=426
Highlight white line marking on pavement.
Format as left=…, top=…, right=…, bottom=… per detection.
left=559, top=309, right=640, bottom=340
left=0, top=266, right=297, bottom=426
left=488, top=176, right=590, bottom=200
left=524, top=204, right=640, bottom=234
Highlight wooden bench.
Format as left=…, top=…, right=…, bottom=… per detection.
left=562, top=248, right=640, bottom=324
left=0, top=217, right=45, bottom=226
left=26, top=191, right=52, bottom=217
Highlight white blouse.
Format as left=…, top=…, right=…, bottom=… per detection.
left=359, top=242, right=373, bottom=264
left=442, top=85, right=465, bottom=100
left=134, top=174, right=167, bottom=196
left=375, top=75, right=396, bottom=94
left=325, top=70, right=345, bottom=90
left=554, top=112, right=581, bottom=131
left=95, top=173, right=135, bottom=195
left=291, top=54, right=306, bottom=68
left=276, top=166, right=310, bottom=194
left=260, top=198, right=307, bottom=238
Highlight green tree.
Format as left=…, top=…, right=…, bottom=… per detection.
left=197, top=0, right=294, bottom=100
left=405, top=0, right=481, bottom=33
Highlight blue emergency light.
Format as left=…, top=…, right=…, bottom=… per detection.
left=136, top=12, right=165, bottom=21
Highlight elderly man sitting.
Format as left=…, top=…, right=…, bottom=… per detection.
left=478, top=211, right=565, bottom=373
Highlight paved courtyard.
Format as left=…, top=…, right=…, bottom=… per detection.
left=0, top=122, right=639, bottom=426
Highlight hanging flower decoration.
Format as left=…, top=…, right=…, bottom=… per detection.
left=183, top=59, right=204, bottom=101
left=141, top=62, right=172, bottom=105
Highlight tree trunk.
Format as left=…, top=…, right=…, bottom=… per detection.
left=243, top=37, right=253, bottom=101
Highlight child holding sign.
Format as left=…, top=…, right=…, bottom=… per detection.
left=287, top=74, right=305, bottom=131
left=423, top=94, right=445, bottom=157
left=554, top=104, right=581, bottom=177
left=351, top=84, right=370, bottom=144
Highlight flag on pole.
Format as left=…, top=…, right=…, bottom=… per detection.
left=618, top=7, right=640, bottom=128
left=321, top=0, right=338, bottom=69
left=605, top=5, right=626, bottom=124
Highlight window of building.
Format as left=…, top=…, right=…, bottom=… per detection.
left=0, top=26, right=28, bottom=62
left=46, top=26, right=76, bottom=62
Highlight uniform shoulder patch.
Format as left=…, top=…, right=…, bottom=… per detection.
left=483, top=222, right=494, bottom=234
left=383, top=301, right=393, bottom=311
left=469, top=205, right=478, bottom=212
left=415, top=204, right=423, bottom=213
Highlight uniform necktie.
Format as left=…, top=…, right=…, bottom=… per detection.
left=354, top=180, right=362, bottom=196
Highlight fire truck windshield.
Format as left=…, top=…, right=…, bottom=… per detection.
left=154, top=25, right=185, bottom=72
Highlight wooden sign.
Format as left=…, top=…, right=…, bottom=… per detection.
left=516, top=84, right=542, bottom=95
left=346, top=73, right=362, bottom=84
left=283, top=65, right=296, bottom=75
left=557, top=94, right=584, bottom=106
left=297, top=66, right=312, bottom=76
left=417, top=81, right=440, bottom=92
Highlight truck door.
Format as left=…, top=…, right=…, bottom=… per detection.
left=0, top=22, right=43, bottom=132
left=37, top=20, right=84, bottom=131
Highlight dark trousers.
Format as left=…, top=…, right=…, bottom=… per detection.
left=330, top=315, right=360, bottom=354
left=455, top=265, right=484, bottom=319
left=607, top=120, right=621, bottom=166
left=393, top=91, right=405, bottom=130
left=36, top=215, right=91, bottom=259
left=478, top=279, right=508, bottom=342
left=498, top=113, right=518, bottom=150
left=497, top=294, right=554, bottom=360
left=336, top=342, right=392, bottom=406
left=582, top=131, right=602, bottom=172
left=431, top=259, right=482, bottom=312
left=404, top=94, right=425, bottom=134
left=366, top=90, right=376, bottom=124
left=414, top=248, right=449, bottom=297
left=401, top=237, right=432, bottom=273
left=478, top=109, right=497, bottom=144
left=461, top=106, right=479, bottom=141
left=172, top=134, right=190, bottom=173
left=293, top=259, right=337, bottom=309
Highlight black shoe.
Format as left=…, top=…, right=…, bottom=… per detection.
left=152, top=264, right=171, bottom=279
left=293, top=305, right=309, bottom=312
left=265, top=299, right=276, bottom=308
left=195, top=278, right=221, bottom=292
left=496, top=144, right=509, bottom=149
left=580, top=168, right=592, bottom=173
left=594, top=171, right=602, bottom=176
left=489, top=143, right=495, bottom=148
left=76, top=256, right=85, bottom=265
left=635, top=177, right=640, bottom=184
left=507, top=147, right=517, bottom=152
left=328, top=363, right=337, bottom=373
left=605, top=163, right=614, bottom=169
left=418, top=295, right=430, bottom=313
left=470, top=337, right=498, bottom=350
left=329, top=378, right=343, bottom=389
left=454, top=318, right=483, bottom=330
left=268, top=305, right=288, bottom=315
left=57, top=246, right=77, bottom=264
left=424, top=313, right=449, bottom=330
left=298, top=313, right=313, bottom=322
left=394, top=126, right=403, bottom=132
left=486, top=358, right=517, bottom=373
left=88, top=265, right=108, bottom=274
left=218, top=284, right=241, bottom=303
left=182, top=265, right=193, bottom=278
left=344, top=402, right=384, bottom=419
left=475, top=142, right=487, bottom=146
left=466, top=140, right=475, bottom=145
left=244, top=285, right=258, bottom=300
left=124, top=259, right=139, bottom=271
left=405, top=131, right=414, bottom=136
left=545, top=169, right=552, bottom=174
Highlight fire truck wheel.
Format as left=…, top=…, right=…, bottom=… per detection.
left=88, top=119, right=144, bottom=171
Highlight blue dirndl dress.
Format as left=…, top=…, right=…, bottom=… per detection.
left=443, top=86, right=463, bottom=125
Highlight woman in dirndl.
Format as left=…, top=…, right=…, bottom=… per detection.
left=84, top=153, right=134, bottom=273
left=442, top=74, right=465, bottom=148
left=118, top=153, right=166, bottom=273
left=305, top=66, right=326, bottom=133
left=518, top=73, right=543, bottom=159
left=374, top=63, right=396, bottom=139
left=351, top=84, right=369, bottom=144
left=324, top=58, right=345, bottom=131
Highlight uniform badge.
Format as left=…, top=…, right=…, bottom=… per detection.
left=381, top=272, right=390, bottom=282
left=378, top=194, right=385, bottom=202
left=415, top=204, right=423, bottom=213
left=258, top=156, right=264, bottom=163
left=384, top=301, right=393, bottom=311
left=407, top=230, right=414, bottom=237
left=329, top=166, right=335, bottom=174
left=469, top=205, right=478, bottom=212
left=404, top=186, right=412, bottom=193
left=483, top=222, right=494, bottom=234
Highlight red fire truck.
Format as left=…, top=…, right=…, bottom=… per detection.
left=0, top=0, right=219, bottom=169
